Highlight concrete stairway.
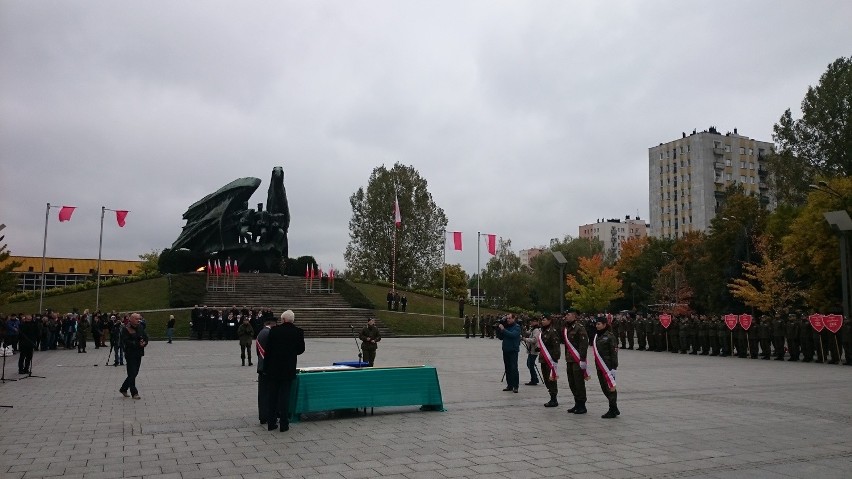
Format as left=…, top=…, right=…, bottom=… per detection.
left=202, top=273, right=390, bottom=338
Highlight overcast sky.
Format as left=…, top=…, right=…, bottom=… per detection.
left=2, top=1, right=850, bottom=275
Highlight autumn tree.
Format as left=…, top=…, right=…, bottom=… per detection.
left=345, top=163, right=447, bottom=287
left=729, top=234, right=802, bottom=315
left=565, top=254, right=623, bottom=313
left=529, top=236, right=602, bottom=313
left=651, top=260, right=693, bottom=316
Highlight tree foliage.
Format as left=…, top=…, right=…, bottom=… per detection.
left=345, top=163, right=447, bottom=288
left=729, top=234, right=802, bottom=315
left=565, top=254, right=623, bottom=313
left=768, top=56, right=852, bottom=205
left=651, top=260, right=693, bottom=316
left=0, top=233, right=22, bottom=305
left=432, top=263, right=469, bottom=299
left=137, top=250, right=161, bottom=276
left=480, top=238, right=532, bottom=309
left=529, top=236, right=602, bottom=313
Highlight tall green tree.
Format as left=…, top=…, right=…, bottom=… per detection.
left=767, top=56, right=852, bottom=205
left=480, top=238, right=533, bottom=309
left=137, top=250, right=160, bottom=276
left=432, top=263, right=469, bottom=299
left=729, top=234, right=802, bottom=315
left=0, top=231, right=22, bottom=305
left=529, top=236, right=602, bottom=313
left=345, top=163, right=447, bottom=287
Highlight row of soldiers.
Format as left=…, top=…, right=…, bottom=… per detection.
left=463, top=314, right=504, bottom=338
left=190, top=305, right=275, bottom=340
left=611, top=313, right=852, bottom=364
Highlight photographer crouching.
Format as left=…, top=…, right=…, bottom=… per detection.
left=496, top=314, right=521, bottom=393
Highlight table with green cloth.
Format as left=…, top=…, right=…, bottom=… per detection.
left=288, top=365, right=445, bottom=422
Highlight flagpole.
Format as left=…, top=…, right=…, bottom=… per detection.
left=39, top=203, right=51, bottom=314
left=477, top=231, right=481, bottom=321
left=442, top=228, right=446, bottom=332
left=96, top=206, right=105, bottom=310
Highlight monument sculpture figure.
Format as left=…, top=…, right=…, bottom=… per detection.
left=172, top=167, right=290, bottom=273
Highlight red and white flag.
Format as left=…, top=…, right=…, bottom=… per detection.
left=115, top=210, right=129, bottom=227
left=305, top=264, right=309, bottom=279
left=207, top=259, right=212, bottom=275
left=58, top=206, right=76, bottom=222
left=393, top=194, right=402, bottom=227
left=225, top=259, right=232, bottom=276
left=452, top=231, right=463, bottom=251
left=215, top=259, right=222, bottom=276
left=486, top=234, right=497, bottom=255
left=233, top=260, right=239, bottom=276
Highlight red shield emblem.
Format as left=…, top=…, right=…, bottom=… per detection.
left=823, top=314, right=843, bottom=334
left=659, top=314, right=672, bottom=329
left=724, top=314, right=738, bottom=331
left=738, top=314, right=753, bottom=331
left=606, top=313, right=613, bottom=325
left=808, top=314, right=824, bottom=332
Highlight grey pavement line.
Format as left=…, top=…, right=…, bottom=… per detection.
left=654, top=448, right=852, bottom=478
left=677, top=393, right=852, bottom=425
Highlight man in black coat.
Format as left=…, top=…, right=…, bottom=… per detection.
left=264, top=310, right=305, bottom=432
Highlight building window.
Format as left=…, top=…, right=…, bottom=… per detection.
left=28, top=266, right=34, bottom=272
left=749, top=148, right=753, bottom=155
left=726, top=173, right=732, bottom=181
left=687, top=145, right=691, bottom=152
left=739, top=147, right=745, bottom=155
left=740, top=175, right=746, bottom=183
left=740, top=161, right=746, bottom=168
left=673, top=149, right=677, bottom=159
left=725, top=145, right=731, bottom=152
left=660, top=152, right=664, bottom=160
left=108, top=269, right=114, bottom=274
left=750, top=177, right=755, bottom=184
left=69, top=268, right=75, bottom=273
left=49, top=267, right=54, bottom=273
left=726, top=159, right=732, bottom=167
left=749, top=162, right=754, bottom=170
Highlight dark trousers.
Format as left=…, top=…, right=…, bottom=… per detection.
left=502, top=350, right=519, bottom=389
left=526, top=354, right=538, bottom=384
left=597, top=370, right=618, bottom=410
left=120, top=355, right=142, bottom=395
left=258, top=373, right=270, bottom=423
left=566, top=362, right=586, bottom=403
left=18, top=345, right=33, bottom=373
left=541, top=361, right=557, bottom=396
left=267, top=376, right=294, bottom=426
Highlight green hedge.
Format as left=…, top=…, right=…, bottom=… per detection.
left=168, top=273, right=207, bottom=307
left=336, top=279, right=375, bottom=309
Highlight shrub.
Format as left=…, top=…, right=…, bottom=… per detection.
left=168, top=273, right=207, bottom=307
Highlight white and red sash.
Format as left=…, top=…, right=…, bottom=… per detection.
left=536, top=330, right=558, bottom=380
left=591, top=334, right=616, bottom=390
left=562, top=327, right=590, bottom=380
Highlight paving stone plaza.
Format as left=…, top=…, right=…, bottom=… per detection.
left=1, top=336, right=851, bottom=479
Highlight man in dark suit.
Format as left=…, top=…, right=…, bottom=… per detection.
left=264, top=310, right=305, bottom=432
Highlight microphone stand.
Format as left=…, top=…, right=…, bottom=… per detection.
left=349, top=324, right=363, bottom=367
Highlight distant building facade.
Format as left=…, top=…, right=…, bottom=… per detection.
left=5, top=256, right=143, bottom=292
left=579, top=216, right=649, bottom=259
left=649, top=127, right=775, bottom=239
left=519, top=248, right=547, bottom=267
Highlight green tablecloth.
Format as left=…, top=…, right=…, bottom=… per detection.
left=289, top=365, right=444, bottom=422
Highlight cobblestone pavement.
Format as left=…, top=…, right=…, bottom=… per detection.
left=1, top=336, right=851, bottom=479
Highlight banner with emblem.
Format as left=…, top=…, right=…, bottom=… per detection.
left=738, top=314, right=753, bottom=331
left=809, top=313, right=824, bottom=332
left=823, top=314, right=843, bottom=334
left=659, top=313, right=671, bottom=329
left=724, top=314, right=738, bottom=331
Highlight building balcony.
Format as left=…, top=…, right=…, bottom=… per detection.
left=714, top=162, right=725, bottom=170
left=759, top=182, right=768, bottom=190
left=713, top=147, right=725, bottom=156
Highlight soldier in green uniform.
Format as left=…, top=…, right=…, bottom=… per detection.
left=841, top=318, right=851, bottom=365
left=636, top=314, right=647, bottom=351
left=359, top=318, right=382, bottom=366
left=76, top=313, right=90, bottom=353
left=772, top=314, right=786, bottom=360
left=785, top=313, right=800, bottom=361
left=735, top=321, right=748, bottom=358
left=463, top=315, right=471, bottom=339
left=747, top=318, right=759, bottom=359
left=758, top=315, right=772, bottom=359
left=539, top=315, right=561, bottom=407
left=698, top=315, right=710, bottom=355
left=717, top=316, right=730, bottom=357
left=653, top=315, right=665, bottom=352
left=470, top=314, right=477, bottom=338
left=625, top=314, right=635, bottom=350
left=563, top=312, right=589, bottom=414
left=592, top=317, right=619, bottom=419
left=799, top=315, right=814, bottom=362
left=668, top=316, right=680, bottom=353
left=479, top=315, right=486, bottom=338
left=238, top=315, right=254, bottom=366
left=678, top=316, right=690, bottom=354
left=615, top=315, right=626, bottom=349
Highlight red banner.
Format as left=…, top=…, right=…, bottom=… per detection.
left=823, top=314, right=843, bottom=334
left=115, top=210, right=129, bottom=227
left=486, top=234, right=497, bottom=255
left=452, top=231, right=462, bottom=251
left=809, top=313, right=824, bottom=332
left=738, top=314, right=753, bottom=331
left=58, top=206, right=76, bottom=222
left=659, top=314, right=671, bottom=329
left=724, top=314, right=738, bottom=331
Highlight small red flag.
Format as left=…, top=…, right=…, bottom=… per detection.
left=207, top=259, right=212, bottom=275
left=225, top=259, right=232, bottom=275
left=233, top=260, right=239, bottom=276
left=58, top=206, right=76, bottom=222
left=486, top=234, right=497, bottom=255
left=115, top=210, right=129, bottom=227
left=452, top=231, right=463, bottom=251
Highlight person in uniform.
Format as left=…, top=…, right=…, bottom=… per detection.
left=717, top=315, right=730, bottom=357
left=785, top=313, right=800, bottom=361
left=238, top=316, right=254, bottom=366
left=772, top=314, right=786, bottom=360
left=359, top=318, right=382, bottom=367
left=479, top=315, right=486, bottom=338
left=521, top=317, right=540, bottom=386
left=668, top=315, right=680, bottom=353
left=799, top=315, right=814, bottom=363
left=563, top=312, right=589, bottom=414
left=592, top=317, right=620, bottom=419
left=470, top=314, right=477, bottom=337
left=636, top=314, right=647, bottom=351
left=538, top=315, right=561, bottom=407
left=758, top=315, right=772, bottom=359
left=386, top=290, right=393, bottom=310
left=464, top=315, right=472, bottom=339
left=687, top=315, right=699, bottom=355
left=735, top=320, right=748, bottom=358
left=678, top=315, right=690, bottom=354
left=840, top=317, right=851, bottom=365
left=625, top=314, right=635, bottom=350
left=18, top=314, right=37, bottom=375
left=614, top=315, right=625, bottom=349
left=822, top=315, right=840, bottom=364
left=264, top=310, right=305, bottom=432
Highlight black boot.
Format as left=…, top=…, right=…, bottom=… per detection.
left=572, top=401, right=587, bottom=414
left=241, top=358, right=245, bottom=366
left=544, top=394, right=558, bottom=408
left=566, top=402, right=578, bottom=413
left=602, top=409, right=618, bottom=419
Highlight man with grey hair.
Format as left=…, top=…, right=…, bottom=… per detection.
left=264, top=309, right=305, bottom=432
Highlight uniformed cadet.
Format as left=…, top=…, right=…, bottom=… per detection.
left=698, top=315, right=710, bottom=355
left=653, top=316, right=665, bottom=352
left=463, top=315, right=471, bottom=338
left=563, top=312, right=589, bottom=414
left=758, top=315, right=772, bottom=359
left=747, top=319, right=759, bottom=359
left=799, top=315, right=814, bottom=363
left=678, top=316, right=690, bottom=354
left=538, top=315, right=561, bottom=407
left=592, top=317, right=620, bottom=419
left=625, top=314, right=635, bottom=349
left=772, top=314, right=786, bottom=360
left=237, top=316, right=254, bottom=366
left=614, top=315, right=626, bottom=349
left=636, top=315, right=647, bottom=351
left=668, top=316, right=680, bottom=353
left=479, top=315, right=486, bottom=338
left=717, top=316, right=730, bottom=357
left=735, top=321, right=748, bottom=358
left=359, top=318, right=381, bottom=366
left=822, top=320, right=840, bottom=364
left=785, top=313, right=800, bottom=361
left=840, top=319, right=851, bottom=365
left=470, top=314, right=477, bottom=337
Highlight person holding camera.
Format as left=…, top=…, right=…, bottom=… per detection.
left=521, top=317, right=540, bottom=386
left=496, top=314, right=521, bottom=393
left=119, top=313, right=148, bottom=400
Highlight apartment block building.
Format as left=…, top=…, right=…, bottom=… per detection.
left=649, top=127, right=774, bottom=238
left=579, top=216, right=649, bottom=259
